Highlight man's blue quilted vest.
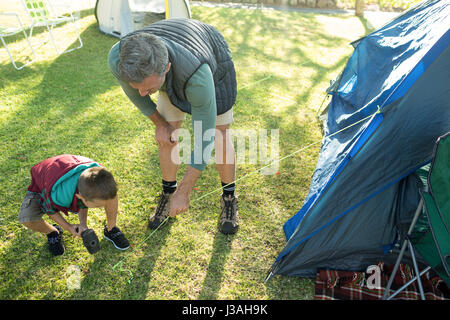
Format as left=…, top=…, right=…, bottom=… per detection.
left=120, top=19, right=237, bottom=115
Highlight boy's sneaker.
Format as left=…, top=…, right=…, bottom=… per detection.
left=148, top=191, right=173, bottom=229
left=219, top=195, right=239, bottom=235
left=47, top=225, right=64, bottom=256
left=104, top=226, right=130, bottom=250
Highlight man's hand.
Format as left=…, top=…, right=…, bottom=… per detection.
left=149, top=110, right=177, bottom=147
left=169, top=189, right=190, bottom=217
left=168, top=167, right=202, bottom=217
left=155, top=122, right=177, bottom=147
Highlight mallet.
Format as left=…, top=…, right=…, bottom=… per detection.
left=80, top=228, right=100, bottom=254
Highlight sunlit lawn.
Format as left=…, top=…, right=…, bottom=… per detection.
left=0, top=5, right=370, bottom=299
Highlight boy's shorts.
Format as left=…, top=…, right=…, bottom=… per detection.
left=18, top=191, right=45, bottom=223
left=156, top=91, right=234, bottom=126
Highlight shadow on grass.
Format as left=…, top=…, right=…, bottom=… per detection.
left=0, top=228, right=55, bottom=299
left=67, top=221, right=174, bottom=300
left=194, top=6, right=358, bottom=299
left=1, top=5, right=365, bottom=299
left=0, top=15, right=161, bottom=299
left=118, top=222, right=175, bottom=300
left=0, top=17, right=121, bottom=223
left=0, top=21, right=120, bottom=167
left=198, top=233, right=235, bottom=299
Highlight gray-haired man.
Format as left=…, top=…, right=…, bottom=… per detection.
left=108, top=19, right=239, bottom=234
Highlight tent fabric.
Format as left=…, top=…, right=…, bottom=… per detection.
left=94, top=0, right=191, bottom=38
left=269, top=0, right=450, bottom=279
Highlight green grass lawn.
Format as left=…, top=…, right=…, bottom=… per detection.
left=0, top=5, right=370, bottom=299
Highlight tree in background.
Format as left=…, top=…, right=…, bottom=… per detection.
left=355, top=0, right=365, bottom=17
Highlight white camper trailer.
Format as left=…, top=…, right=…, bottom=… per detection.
left=94, top=0, right=191, bottom=38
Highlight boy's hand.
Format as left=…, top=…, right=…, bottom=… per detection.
left=76, top=224, right=89, bottom=235
left=68, top=224, right=83, bottom=238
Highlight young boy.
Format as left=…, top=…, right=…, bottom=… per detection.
left=18, top=154, right=130, bottom=256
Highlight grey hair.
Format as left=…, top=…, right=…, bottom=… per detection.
left=118, top=33, right=169, bottom=83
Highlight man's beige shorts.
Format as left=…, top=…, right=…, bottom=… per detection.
left=156, top=91, right=234, bottom=126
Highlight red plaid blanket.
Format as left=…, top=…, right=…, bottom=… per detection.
left=315, top=262, right=449, bottom=300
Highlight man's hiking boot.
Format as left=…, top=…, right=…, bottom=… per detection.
left=219, top=195, right=239, bottom=235
left=148, top=191, right=173, bottom=229
left=104, top=226, right=130, bottom=250
left=47, top=224, right=64, bottom=256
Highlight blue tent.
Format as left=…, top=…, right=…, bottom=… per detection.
left=268, top=0, right=450, bottom=279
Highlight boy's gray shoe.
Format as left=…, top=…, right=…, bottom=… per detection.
left=47, top=225, right=65, bottom=256
left=148, top=191, right=173, bottom=229
left=219, top=195, right=239, bottom=235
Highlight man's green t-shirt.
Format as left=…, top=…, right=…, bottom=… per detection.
left=108, top=42, right=217, bottom=171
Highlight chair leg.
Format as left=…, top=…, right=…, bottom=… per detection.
left=45, top=18, right=82, bottom=55
left=45, top=23, right=60, bottom=54
left=22, top=28, right=37, bottom=62
left=384, top=240, right=429, bottom=300
left=383, top=198, right=424, bottom=300
left=64, top=17, right=83, bottom=53
left=408, top=241, right=426, bottom=300
left=69, top=15, right=83, bottom=50
left=1, top=34, right=35, bottom=70
left=386, top=266, right=431, bottom=300
left=1, top=37, right=19, bottom=70
left=383, top=238, right=409, bottom=299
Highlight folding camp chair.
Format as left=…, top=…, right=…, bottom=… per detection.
left=21, top=0, right=83, bottom=55
left=0, top=12, right=37, bottom=70
left=383, top=132, right=450, bottom=300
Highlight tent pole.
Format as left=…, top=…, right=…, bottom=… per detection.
left=165, top=0, right=170, bottom=19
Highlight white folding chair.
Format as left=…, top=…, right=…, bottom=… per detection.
left=0, top=12, right=37, bottom=70
left=21, top=0, right=83, bottom=55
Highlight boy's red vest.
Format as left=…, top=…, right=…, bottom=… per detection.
left=27, top=154, right=96, bottom=215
